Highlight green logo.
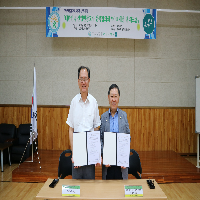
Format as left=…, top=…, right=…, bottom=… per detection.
left=143, top=14, right=154, bottom=34
left=48, top=11, right=60, bottom=33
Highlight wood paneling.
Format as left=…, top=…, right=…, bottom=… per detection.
left=121, top=108, right=196, bottom=153
left=37, top=107, right=70, bottom=150
left=0, top=106, right=196, bottom=153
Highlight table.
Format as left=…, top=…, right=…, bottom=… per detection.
left=0, top=143, right=12, bottom=172
left=36, top=178, right=167, bottom=200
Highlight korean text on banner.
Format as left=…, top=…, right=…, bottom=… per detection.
left=46, top=7, right=156, bottom=39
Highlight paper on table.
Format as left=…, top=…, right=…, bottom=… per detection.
left=73, top=132, right=87, bottom=166
left=103, top=132, right=116, bottom=165
left=87, top=131, right=101, bottom=165
left=124, top=185, right=143, bottom=197
left=117, top=133, right=130, bottom=167
left=62, top=185, right=80, bottom=197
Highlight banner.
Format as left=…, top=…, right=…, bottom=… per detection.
left=30, top=67, right=38, bottom=144
left=46, top=7, right=156, bottom=39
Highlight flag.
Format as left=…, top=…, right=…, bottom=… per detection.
left=30, top=67, right=37, bottom=144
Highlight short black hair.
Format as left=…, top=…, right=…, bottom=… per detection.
left=108, top=84, right=120, bottom=96
left=78, top=66, right=90, bottom=79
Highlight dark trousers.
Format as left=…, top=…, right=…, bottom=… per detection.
left=72, top=163, right=95, bottom=179
left=106, top=166, right=123, bottom=180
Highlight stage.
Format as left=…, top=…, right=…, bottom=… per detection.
left=12, top=150, right=200, bottom=183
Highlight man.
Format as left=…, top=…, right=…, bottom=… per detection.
left=100, top=84, right=130, bottom=179
left=66, top=66, right=101, bottom=179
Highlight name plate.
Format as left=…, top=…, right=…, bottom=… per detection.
left=62, top=185, right=80, bottom=197
left=124, top=185, right=143, bottom=197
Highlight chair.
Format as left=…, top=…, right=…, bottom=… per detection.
left=11, top=124, right=32, bottom=163
left=0, top=123, right=16, bottom=143
left=0, top=123, right=17, bottom=164
left=58, top=149, right=72, bottom=179
left=128, top=149, right=142, bottom=179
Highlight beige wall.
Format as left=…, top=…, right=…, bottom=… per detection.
left=0, top=0, right=200, bottom=106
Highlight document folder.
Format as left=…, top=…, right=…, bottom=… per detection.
left=73, top=131, right=101, bottom=166
left=103, top=132, right=130, bottom=167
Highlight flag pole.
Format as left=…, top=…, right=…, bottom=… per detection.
left=25, top=67, right=37, bottom=163
left=31, top=131, right=34, bottom=162
left=19, top=67, right=41, bottom=167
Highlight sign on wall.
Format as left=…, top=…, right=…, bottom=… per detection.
left=46, top=7, right=156, bottom=39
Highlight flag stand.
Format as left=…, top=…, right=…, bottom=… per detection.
left=18, top=130, right=41, bottom=169
left=24, top=132, right=34, bottom=163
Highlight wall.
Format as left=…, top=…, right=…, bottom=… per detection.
left=0, top=1, right=199, bottom=153
left=0, top=0, right=200, bottom=106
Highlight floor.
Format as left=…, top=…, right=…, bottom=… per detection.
left=12, top=150, right=200, bottom=183
left=0, top=154, right=200, bottom=200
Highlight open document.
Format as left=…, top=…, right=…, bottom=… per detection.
left=103, top=132, right=130, bottom=167
left=73, top=131, right=101, bottom=166
left=87, top=131, right=101, bottom=165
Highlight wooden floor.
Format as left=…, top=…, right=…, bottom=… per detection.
left=1, top=162, right=200, bottom=200
left=12, top=150, right=200, bottom=183
left=1, top=154, right=200, bottom=200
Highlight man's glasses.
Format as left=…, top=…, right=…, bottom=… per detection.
left=79, top=78, right=89, bottom=82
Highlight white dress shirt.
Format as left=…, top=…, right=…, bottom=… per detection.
left=66, top=93, right=101, bottom=132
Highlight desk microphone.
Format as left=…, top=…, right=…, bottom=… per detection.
left=49, top=178, right=59, bottom=188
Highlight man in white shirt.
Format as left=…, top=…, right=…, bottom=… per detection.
left=66, top=66, right=101, bottom=179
